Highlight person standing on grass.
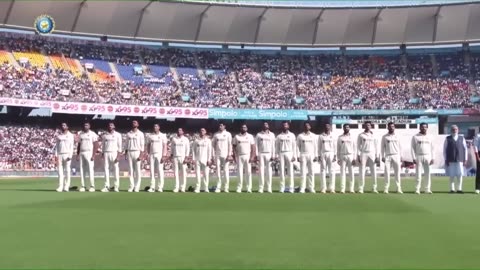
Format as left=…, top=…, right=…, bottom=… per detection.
left=55, top=122, right=75, bottom=192
left=275, top=121, right=297, bottom=193
left=443, top=125, right=467, bottom=194
left=233, top=124, right=256, bottom=193
left=170, top=128, right=190, bottom=193
left=318, top=123, right=336, bottom=193
left=76, top=122, right=99, bottom=192
left=297, top=122, right=318, bottom=193
left=380, top=122, right=402, bottom=194
left=146, top=123, right=168, bottom=193
left=411, top=123, right=434, bottom=194
left=255, top=122, right=276, bottom=194
left=192, top=128, right=213, bottom=193
left=212, top=122, right=233, bottom=193
left=475, top=129, right=480, bottom=194
left=125, top=120, right=145, bottom=193
left=101, top=122, right=123, bottom=193
left=357, top=121, right=379, bottom=194
left=337, top=124, right=356, bottom=194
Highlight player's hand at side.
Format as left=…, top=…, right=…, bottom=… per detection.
left=207, top=161, right=212, bottom=167
left=333, top=156, right=337, bottom=162
left=313, top=157, right=318, bottom=162
left=375, top=157, right=380, bottom=164
left=249, top=157, right=255, bottom=163
left=66, top=157, right=71, bottom=162
left=227, top=155, right=233, bottom=162
left=291, top=157, right=296, bottom=162
left=76, top=155, right=80, bottom=162
left=430, top=159, right=434, bottom=165
left=90, top=155, right=94, bottom=161
left=352, top=160, right=357, bottom=166
left=381, top=157, right=385, bottom=163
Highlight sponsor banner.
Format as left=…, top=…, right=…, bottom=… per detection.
left=0, top=97, right=52, bottom=108
left=209, top=108, right=308, bottom=120
left=330, top=109, right=438, bottom=116
left=415, top=118, right=439, bottom=124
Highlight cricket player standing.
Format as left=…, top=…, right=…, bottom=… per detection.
left=125, top=120, right=145, bottom=192
left=101, top=122, right=122, bottom=192
left=147, top=124, right=168, bottom=192
left=233, top=124, right=256, bottom=193
left=170, top=128, right=190, bottom=193
left=337, top=124, right=356, bottom=193
left=275, top=121, right=297, bottom=193
left=55, top=122, right=75, bottom=192
left=318, top=123, right=336, bottom=193
left=380, top=122, right=402, bottom=194
left=411, top=123, right=434, bottom=194
left=212, top=123, right=233, bottom=193
left=297, top=122, right=318, bottom=193
left=255, top=122, right=276, bottom=193
left=192, top=128, right=213, bottom=193
left=357, top=121, right=379, bottom=193
left=76, top=122, right=99, bottom=192
left=443, top=125, right=467, bottom=193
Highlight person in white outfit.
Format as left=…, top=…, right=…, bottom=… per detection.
left=443, top=125, right=467, bottom=194
left=55, top=122, right=75, bottom=192
left=147, top=124, right=168, bottom=192
left=275, top=121, right=297, bottom=193
left=212, top=123, right=233, bottom=193
left=337, top=124, right=356, bottom=194
left=255, top=122, right=276, bottom=193
left=381, top=122, right=402, bottom=194
left=411, top=123, right=434, bottom=194
left=101, top=122, right=123, bottom=192
left=76, top=122, right=99, bottom=192
left=318, top=123, right=336, bottom=193
left=357, top=121, right=379, bottom=194
left=170, top=128, right=190, bottom=193
left=125, top=120, right=145, bottom=192
left=233, top=124, right=256, bottom=193
left=297, top=122, right=318, bottom=193
left=192, top=128, right=213, bottom=193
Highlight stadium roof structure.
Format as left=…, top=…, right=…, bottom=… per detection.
left=1, top=0, right=480, bottom=47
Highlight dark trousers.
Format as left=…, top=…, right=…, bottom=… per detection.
left=476, top=157, right=480, bottom=190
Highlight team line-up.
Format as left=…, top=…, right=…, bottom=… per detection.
left=53, top=120, right=465, bottom=195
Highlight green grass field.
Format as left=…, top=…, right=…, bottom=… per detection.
left=1, top=176, right=480, bottom=269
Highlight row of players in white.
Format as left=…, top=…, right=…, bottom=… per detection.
left=54, top=121, right=434, bottom=194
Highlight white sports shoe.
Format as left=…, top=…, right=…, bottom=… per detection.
left=340, top=190, right=345, bottom=194
left=279, top=189, right=285, bottom=193
left=194, top=189, right=200, bottom=193
left=320, top=190, right=327, bottom=194
left=330, top=190, right=336, bottom=194
left=358, top=190, right=364, bottom=194
left=79, top=187, right=86, bottom=192
left=397, top=190, right=403, bottom=194
left=127, top=187, right=134, bottom=192
left=224, top=189, right=229, bottom=193
left=148, top=188, right=155, bottom=193
left=415, top=190, right=421, bottom=194
left=426, top=190, right=433, bottom=194
left=288, top=189, right=294, bottom=194
left=113, top=187, right=119, bottom=192
left=247, top=190, right=252, bottom=193
left=173, top=189, right=179, bottom=193
left=299, top=190, right=305, bottom=194
left=310, top=190, right=316, bottom=194
left=56, top=187, right=63, bottom=192
left=236, top=189, right=242, bottom=193
left=267, top=190, right=273, bottom=193
left=214, top=189, right=221, bottom=193
left=258, top=189, right=264, bottom=194
left=101, top=187, right=109, bottom=192
left=88, top=187, right=95, bottom=192
left=63, top=188, right=69, bottom=192
left=204, top=189, right=209, bottom=193
left=157, top=188, right=163, bottom=193
left=476, top=190, right=480, bottom=194
left=373, top=189, right=379, bottom=194
left=384, top=190, right=389, bottom=194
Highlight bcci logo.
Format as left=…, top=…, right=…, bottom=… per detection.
left=34, top=15, right=55, bottom=35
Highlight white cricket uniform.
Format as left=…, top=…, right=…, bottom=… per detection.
left=78, top=130, right=99, bottom=188
left=357, top=132, right=379, bottom=192
left=256, top=131, right=276, bottom=193
left=443, top=134, right=467, bottom=191
left=126, top=130, right=145, bottom=191
left=411, top=133, right=434, bottom=193
left=192, top=136, right=213, bottom=192
left=318, top=133, right=336, bottom=192
left=171, top=135, right=190, bottom=192
left=233, top=133, right=255, bottom=192
left=275, top=131, right=297, bottom=193
left=381, top=133, right=402, bottom=192
left=56, top=132, right=75, bottom=191
left=148, top=132, right=167, bottom=191
left=212, top=131, right=232, bottom=192
left=337, top=133, right=356, bottom=193
left=102, top=131, right=122, bottom=190
left=297, top=132, right=318, bottom=193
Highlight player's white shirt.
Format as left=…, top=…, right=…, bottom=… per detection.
left=56, top=131, right=75, bottom=156
left=337, top=133, right=356, bottom=156
left=233, top=133, right=255, bottom=156
left=171, top=135, right=190, bottom=157
left=276, top=131, right=297, bottom=158
left=78, top=130, right=99, bottom=152
left=148, top=132, right=168, bottom=155
left=318, top=132, right=335, bottom=154
left=212, top=130, right=232, bottom=158
left=381, top=133, right=401, bottom=157
left=297, top=132, right=318, bottom=156
left=192, top=136, right=212, bottom=163
left=126, top=130, right=145, bottom=151
left=357, top=131, right=378, bottom=156
left=256, top=131, right=276, bottom=156
left=411, top=133, right=434, bottom=159
left=102, top=131, right=123, bottom=153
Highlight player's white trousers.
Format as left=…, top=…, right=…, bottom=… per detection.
left=415, top=155, right=432, bottom=192
left=339, top=154, right=355, bottom=192
left=359, top=153, right=377, bottom=192
left=299, top=154, right=315, bottom=192
left=258, top=153, right=273, bottom=192
left=57, top=153, right=72, bottom=190
left=384, top=154, right=401, bottom=191
left=128, top=150, right=142, bottom=190
left=173, top=156, right=187, bottom=191
left=236, top=155, right=252, bottom=192
left=104, top=152, right=120, bottom=189
left=195, top=160, right=209, bottom=191
left=279, top=152, right=294, bottom=192
left=79, top=151, right=95, bottom=188
left=320, top=152, right=335, bottom=192
left=446, top=162, right=463, bottom=191
left=215, top=156, right=230, bottom=191
left=150, top=154, right=165, bottom=190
